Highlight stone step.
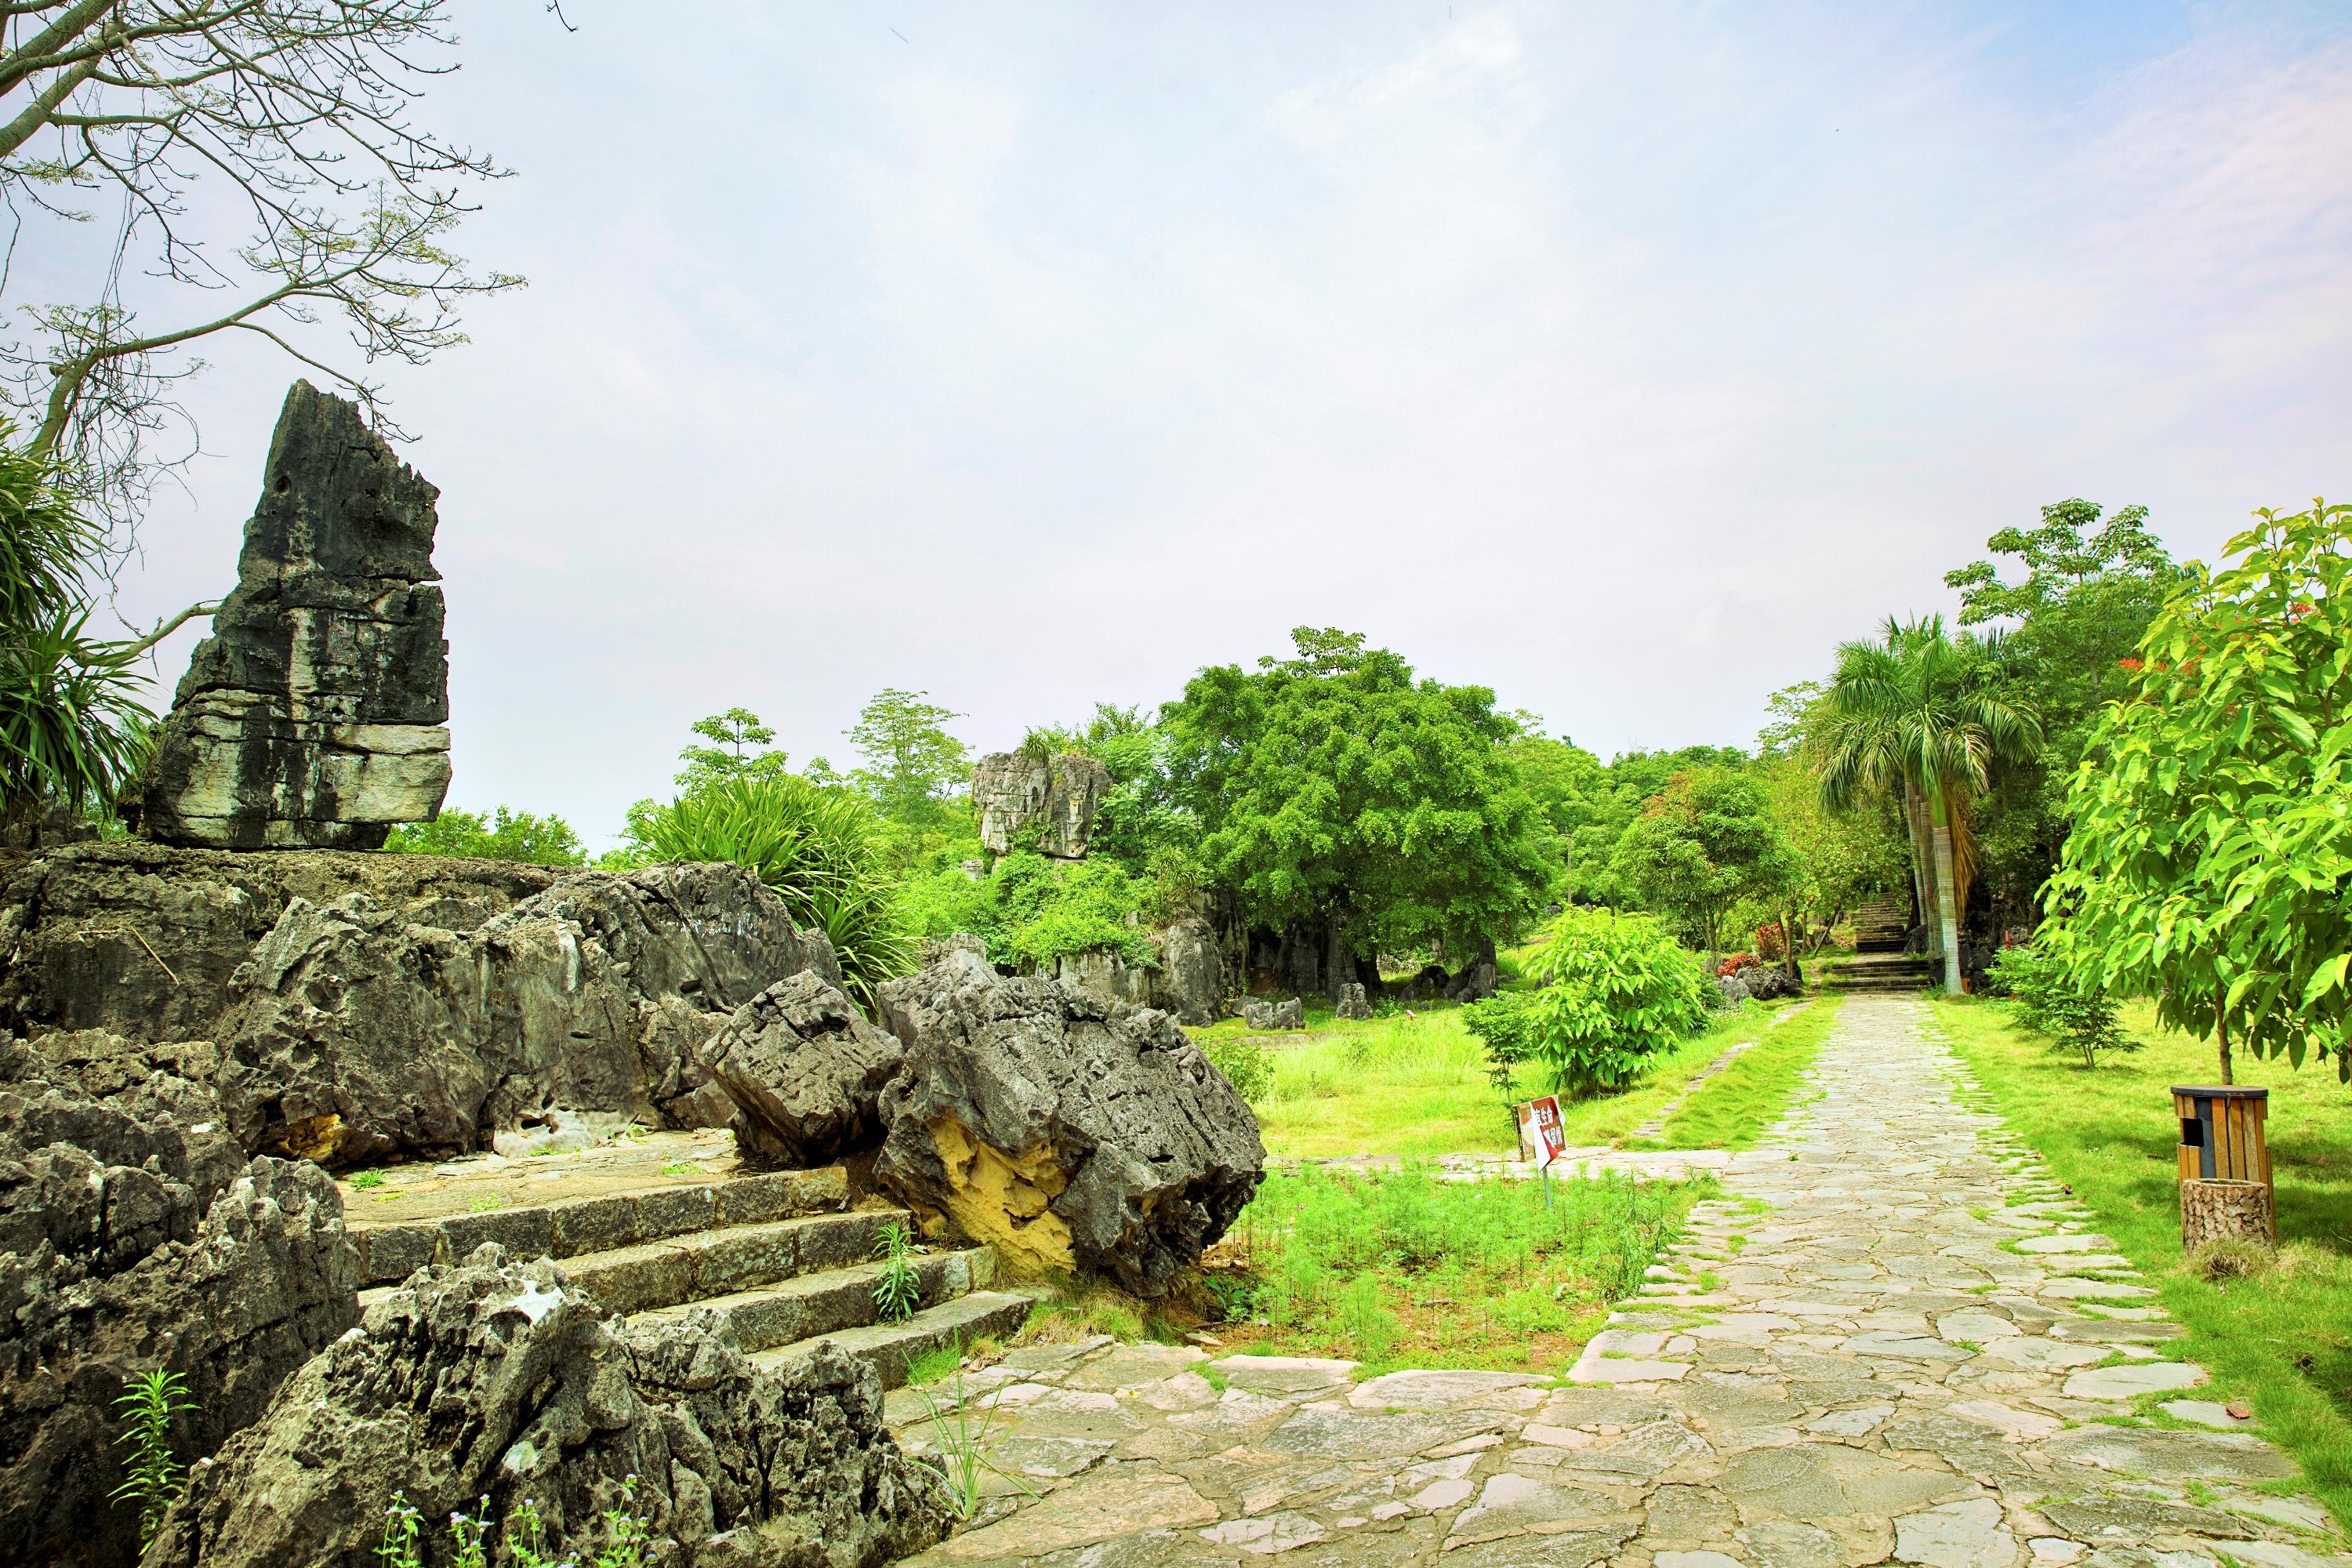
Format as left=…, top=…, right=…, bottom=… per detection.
left=750, top=1288, right=1044, bottom=1390
left=628, top=1247, right=995, bottom=1353
left=346, top=1164, right=849, bottom=1285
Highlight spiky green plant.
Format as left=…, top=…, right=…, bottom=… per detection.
left=1813, top=614, right=2040, bottom=994
left=873, top=1218, right=922, bottom=1324
left=110, top=1368, right=194, bottom=1548
left=641, top=773, right=916, bottom=1007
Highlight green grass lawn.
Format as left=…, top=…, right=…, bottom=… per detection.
left=1214, top=1162, right=1706, bottom=1374
left=1935, top=996, right=2352, bottom=1526
left=1646, top=993, right=1842, bottom=1150
left=1237, top=998, right=1806, bottom=1159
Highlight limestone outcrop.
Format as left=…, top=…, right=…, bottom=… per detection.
left=0, top=1036, right=358, bottom=1568
left=873, top=950, right=1263, bottom=1298
left=147, top=1247, right=953, bottom=1568
left=125, top=382, right=452, bottom=850
left=1335, top=982, right=1374, bottom=1020
left=1156, top=916, right=1223, bottom=1025
left=212, top=862, right=841, bottom=1166
left=696, top=971, right=908, bottom=1167
left=971, top=750, right=1109, bottom=858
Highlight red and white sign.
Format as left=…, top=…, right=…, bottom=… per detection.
left=1516, top=1095, right=1567, bottom=1170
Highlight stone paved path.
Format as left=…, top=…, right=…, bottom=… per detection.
left=892, top=996, right=2351, bottom=1568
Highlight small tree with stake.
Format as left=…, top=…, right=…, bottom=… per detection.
left=2045, top=500, right=2352, bottom=1086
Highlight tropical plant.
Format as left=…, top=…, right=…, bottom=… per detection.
left=1985, top=939, right=2138, bottom=1069
left=845, top=688, right=971, bottom=830
left=641, top=774, right=916, bottom=1007
left=1606, top=767, right=1799, bottom=954
left=110, top=1368, right=194, bottom=1549
left=385, top=805, right=586, bottom=866
left=2043, top=500, right=2352, bottom=1084
left=1814, top=615, right=2042, bottom=994
left=909, top=1369, right=1033, bottom=1519
left=675, top=707, right=794, bottom=792
left=1462, top=906, right=1711, bottom=1097
left=872, top=1219, right=922, bottom=1324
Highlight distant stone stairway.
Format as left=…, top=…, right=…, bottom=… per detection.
left=345, top=1134, right=1037, bottom=1388
left=1849, top=899, right=1913, bottom=953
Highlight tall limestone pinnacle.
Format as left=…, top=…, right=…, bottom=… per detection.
left=126, top=381, right=452, bottom=848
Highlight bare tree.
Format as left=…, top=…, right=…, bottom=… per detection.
left=0, top=0, right=523, bottom=559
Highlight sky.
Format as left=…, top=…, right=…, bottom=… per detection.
left=48, top=0, right=2352, bottom=848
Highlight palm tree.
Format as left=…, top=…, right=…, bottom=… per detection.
left=1813, top=615, right=2040, bottom=995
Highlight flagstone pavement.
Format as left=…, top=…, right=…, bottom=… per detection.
left=891, top=995, right=2351, bottom=1568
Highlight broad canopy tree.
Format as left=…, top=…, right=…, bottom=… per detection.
left=1161, top=627, right=1553, bottom=993
left=1606, top=765, right=1798, bottom=956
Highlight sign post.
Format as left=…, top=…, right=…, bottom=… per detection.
left=1516, top=1095, right=1567, bottom=1207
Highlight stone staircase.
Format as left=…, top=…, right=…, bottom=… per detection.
left=344, top=1141, right=1037, bottom=1388
left=1849, top=900, right=1913, bottom=954
left=1833, top=950, right=1938, bottom=993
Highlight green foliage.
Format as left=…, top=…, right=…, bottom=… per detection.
left=1752, top=750, right=1909, bottom=945
left=384, top=805, right=586, bottom=866
left=111, top=1368, right=194, bottom=1549
left=1530, top=737, right=1754, bottom=909
left=1606, top=766, right=1799, bottom=953
left=1023, top=702, right=1198, bottom=877
left=1202, top=1032, right=1271, bottom=1102
left=641, top=774, right=914, bottom=1007
left=1469, top=906, right=1711, bottom=1097
left=676, top=707, right=794, bottom=792
left=1162, top=627, right=1553, bottom=956
left=905, top=851, right=1159, bottom=971
left=846, top=687, right=971, bottom=830
left=376, top=1490, right=425, bottom=1568
left=873, top=1219, right=922, bottom=1323
left=1985, top=939, right=2138, bottom=1069
left=2045, top=500, right=2352, bottom=1083
left=0, top=436, right=153, bottom=832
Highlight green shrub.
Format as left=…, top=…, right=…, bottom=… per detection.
left=1472, top=906, right=1710, bottom=1097
left=1986, top=938, right=2138, bottom=1069
left=905, top=851, right=1160, bottom=973
left=641, top=775, right=914, bottom=1007
left=1203, top=1033, right=1271, bottom=1102
left=385, top=805, right=586, bottom=866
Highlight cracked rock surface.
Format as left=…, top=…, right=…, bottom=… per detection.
left=887, top=998, right=2351, bottom=1568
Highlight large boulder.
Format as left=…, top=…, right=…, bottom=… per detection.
left=696, top=972, right=907, bottom=1167
left=212, top=862, right=841, bottom=1165
left=1733, top=962, right=1798, bottom=1002
left=0, top=1036, right=358, bottom=1568
left=1155, top=917, right=1223, bottom=1025
left=147, top=1247, right=953, bottom=1568
left=1272, top=997, right=1304, bottom=1031
left=1334, top=982, right=1373, bottom=1021
left=873, top=951, right=1264, bottom=1298
left=0, top=840, right=556, bottom=1044
left=971, top=750, right=1109, bottom=858
left=125, top=382, right=452, bottom=849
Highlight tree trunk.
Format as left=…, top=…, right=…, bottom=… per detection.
left=2215, top=985, right=2234, bottom=1085
left=1904, top=782, right=1937, bottom=960
left=1929, top=793, right=1962, bottom=996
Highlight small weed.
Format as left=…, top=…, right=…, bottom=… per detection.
left=503, top=1496, right=556, bottom=1568
left=445, top=1497, right=491, bottom=1568
left=1338, top=1272, right=1400, bottom=1363
left=111, top=1368, right=194, bottom=1549
left=873, top=1220, right=922, bottom=1324
left=910, top=1370, right=1036, bottom=1519
left=593, top=1475, right=655, bottom=1568
left=660, top=1160, right=696, bottom=1177
left=349, top=1169, right=385, bottom=1189
left=1201, top=1363, right=1229, bottom=1392
left=466, top=1194, right=503, bottom=1214
left=376, top=1490, right=425, bottom=1568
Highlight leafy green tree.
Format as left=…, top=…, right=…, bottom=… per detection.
left=676, top=707, right=793, bottom=792
left=1160, top=628, right=1553, bottom=968
left=1554, top=745, right=1751, bottom=910
left=1501, top=723, right=1608, bottom=895
left=385, top=806, right=586, bottom=867
left=1462, top=906, right=1711, bottom=1097
left=1606, top=766, right=1799, bottom=954
left=2045, top=500, right=2352, bottom=1084
left=1943, top=500, right=2181, bottom=921
left=1752, top=750, right=1908, bottom=958
left=1986, top=939, right=2138, bottom=1070
left=846, top=688, right=971, bottom=831
left=1814, top=615, right=2041, bottom=994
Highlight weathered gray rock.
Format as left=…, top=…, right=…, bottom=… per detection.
left=125, top=383, right=452, bottom=849
left=0, top=1037, right=358, bottom=1568
left=874, top=951, right=1264, bottom=1297
left=1334, top=982, right=1373, bottom=1020
left=1735, top=962, right=1799, bottom=1002
left=147, top=1246, right=953, bottom=1568
left=972, top=750, right=1110, bottom=858
left=1272, top=997, right=1305, bottom=1031
left=1446, top=958, right=1498, bottom=1003
left=699, top=972, right=907, bottom=1167
left=1156, top=917, right=1223, bottom=1025
left=1242, top=999, right=1276, bottom=1030
left=1715, top=974, right=1753, bottom=1007
left=0, top=840, right=555, bottom=1044
left=212, top=862, right=841, bottom=1165
left=1053, top=946, right=1156, bottom=1008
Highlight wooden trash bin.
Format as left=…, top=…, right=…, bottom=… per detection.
left=2172, top=1085, right=2274, bottom=1247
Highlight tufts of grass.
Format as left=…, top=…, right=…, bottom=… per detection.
left=902, top=1338, right=964, bottom=1388
left=1218, top=1162, right=1703, bottom=1374
left=1653, top=996, right=1842, bottom=1150
left=347, top=1169, right=384, bottom=1189
left=1935, top=996, right=2352, bottom=1530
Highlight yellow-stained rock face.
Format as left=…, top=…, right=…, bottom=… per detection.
left=274, top=1112, right=347, bottom=1163
left=921, top=1114, right=1076, bottom=1275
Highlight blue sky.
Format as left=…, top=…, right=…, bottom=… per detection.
left=95, top=1, right=2352, bottom=846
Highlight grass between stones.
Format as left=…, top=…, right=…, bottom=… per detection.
left=1240, top=997, right=1798, bottom=1159
left=1633, top=993, right=1844, bottom=1151
left=1935, top=995, right=2352, bottom=1527
left=1207, top=1163, right=1707, bottom=1376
